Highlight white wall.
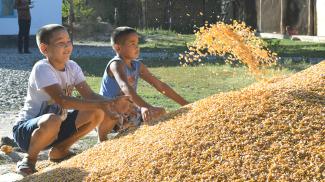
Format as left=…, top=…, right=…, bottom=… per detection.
left=317, top=0, right=325, bottom=36
left=0, top=0, right=62, bottom=35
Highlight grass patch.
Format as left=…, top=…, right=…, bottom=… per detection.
left=136, top=65, right=258, bottom=110
left=275, top=58, right=316, bottom=71
left=137, top=28, right=194, bottom=53
left=262, top=39, right=325, bottom=58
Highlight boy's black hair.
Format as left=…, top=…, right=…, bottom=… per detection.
left=36, top=24, right=67, bottom=47
left=111, top=26, right=137, bottom=45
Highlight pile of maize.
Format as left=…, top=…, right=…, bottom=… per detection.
left=23, top=61, right=324, bottom=181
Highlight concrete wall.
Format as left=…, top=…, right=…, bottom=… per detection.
left=0, top=0, right=62, bottom=35
left=317, top=0, right=325, bottom=36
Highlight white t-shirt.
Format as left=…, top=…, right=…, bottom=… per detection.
left=17, top=59, right=85, bottom=122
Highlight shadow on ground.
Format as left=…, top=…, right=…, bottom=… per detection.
left=20, top=167, right=89, bottom=182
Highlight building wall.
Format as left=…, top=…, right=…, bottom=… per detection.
left=0, top=0, right=62, bottom=35
left=317, top=0, right=325, bottom=36
left=120, top=0, right=222, bottom=33
left=115, top=0, right=322, bottom=36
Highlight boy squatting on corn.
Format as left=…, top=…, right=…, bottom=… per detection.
left=97, top=26, right=189, bottom=142
left=12, top=24, right=134, bottom=175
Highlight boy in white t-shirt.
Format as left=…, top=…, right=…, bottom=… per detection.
left=12, top=24, right=133, bottom=176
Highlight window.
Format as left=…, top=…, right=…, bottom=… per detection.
left=0, top=0, right=16, bottom=17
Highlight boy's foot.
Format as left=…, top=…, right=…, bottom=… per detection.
left=48, top=148, right=76, bottom=162
left=16, top=157, right=37, bottom=176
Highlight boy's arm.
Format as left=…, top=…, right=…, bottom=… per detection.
left=43, top=82, right=132, bottom=114
left=110, top=61, right=152, bottom=108
left=75, top=81, right=109, bottom=101
left=139, top=63, right=189, bottom=106
left=75, top=81, right=134, bottom=114
left=43, top=83, right=108, bottom=111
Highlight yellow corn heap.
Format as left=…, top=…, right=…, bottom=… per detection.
left=24, top=62, right=324, bottom=181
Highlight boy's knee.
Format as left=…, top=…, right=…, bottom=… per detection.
left=38, top=114, right=62, bottom=133
left=91, top=109, right=105, bottom=125
left=99, top=114, right=119, bottom=128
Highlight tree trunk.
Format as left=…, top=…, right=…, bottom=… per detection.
left=202, top=0, right=206, bottom=24
left=280, top=0, right=284, bottom=34
left=140, top=0, right=147, bottom=29
left=220, top=0, right=233, bottom=22
left=164, top=0, right=172, bottom=30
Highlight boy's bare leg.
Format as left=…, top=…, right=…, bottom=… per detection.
left=25, top=114, right=64, bottom=165
left=19, top=114, right=62, bottom=174
left=97, top=113, right=119, bottom=142
left=48, top=109, right=104, bottom=160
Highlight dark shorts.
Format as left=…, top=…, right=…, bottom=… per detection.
left=12, top=110, right=79, bottom=152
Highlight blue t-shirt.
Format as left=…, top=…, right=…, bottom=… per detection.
left=99, top=56, right=141, bottom=99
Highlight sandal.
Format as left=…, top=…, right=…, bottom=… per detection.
left=16, top=158, right=37, bottom=176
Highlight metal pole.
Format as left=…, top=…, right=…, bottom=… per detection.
left=308, top=0, right=311, bottom=35
left=259, top=0, right=262, bottom=32
left=280, top=0, right=284, bottom=34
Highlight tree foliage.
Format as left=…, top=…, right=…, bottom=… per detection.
left=62, top=0, right=94, bottom=21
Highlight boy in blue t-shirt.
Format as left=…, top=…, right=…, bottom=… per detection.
left=98, top=26, right=189, bottom=142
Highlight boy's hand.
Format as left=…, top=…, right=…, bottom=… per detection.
left=100, top=96, right=133, bottom=114
left=151, top=107, right=166, bottom=118
left=110, top=96, right=135, bottom=114
left=141, top=107, right=150, bottom=123
left=141, top=106, right=166, bottom=123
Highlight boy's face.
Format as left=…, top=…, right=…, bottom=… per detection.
left=40, top=29, right=73, bottom=64
left=115, top=33, right=139, bottom=60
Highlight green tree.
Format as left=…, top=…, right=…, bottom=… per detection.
left=62, top=0, right=94, bottom=22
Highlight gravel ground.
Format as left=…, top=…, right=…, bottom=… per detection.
left=0, top=49, right=38, bottom=138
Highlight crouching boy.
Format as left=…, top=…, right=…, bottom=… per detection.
left=12, top=24, right=133, bottom=175
left=97, top=27, right=189, bottom=142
